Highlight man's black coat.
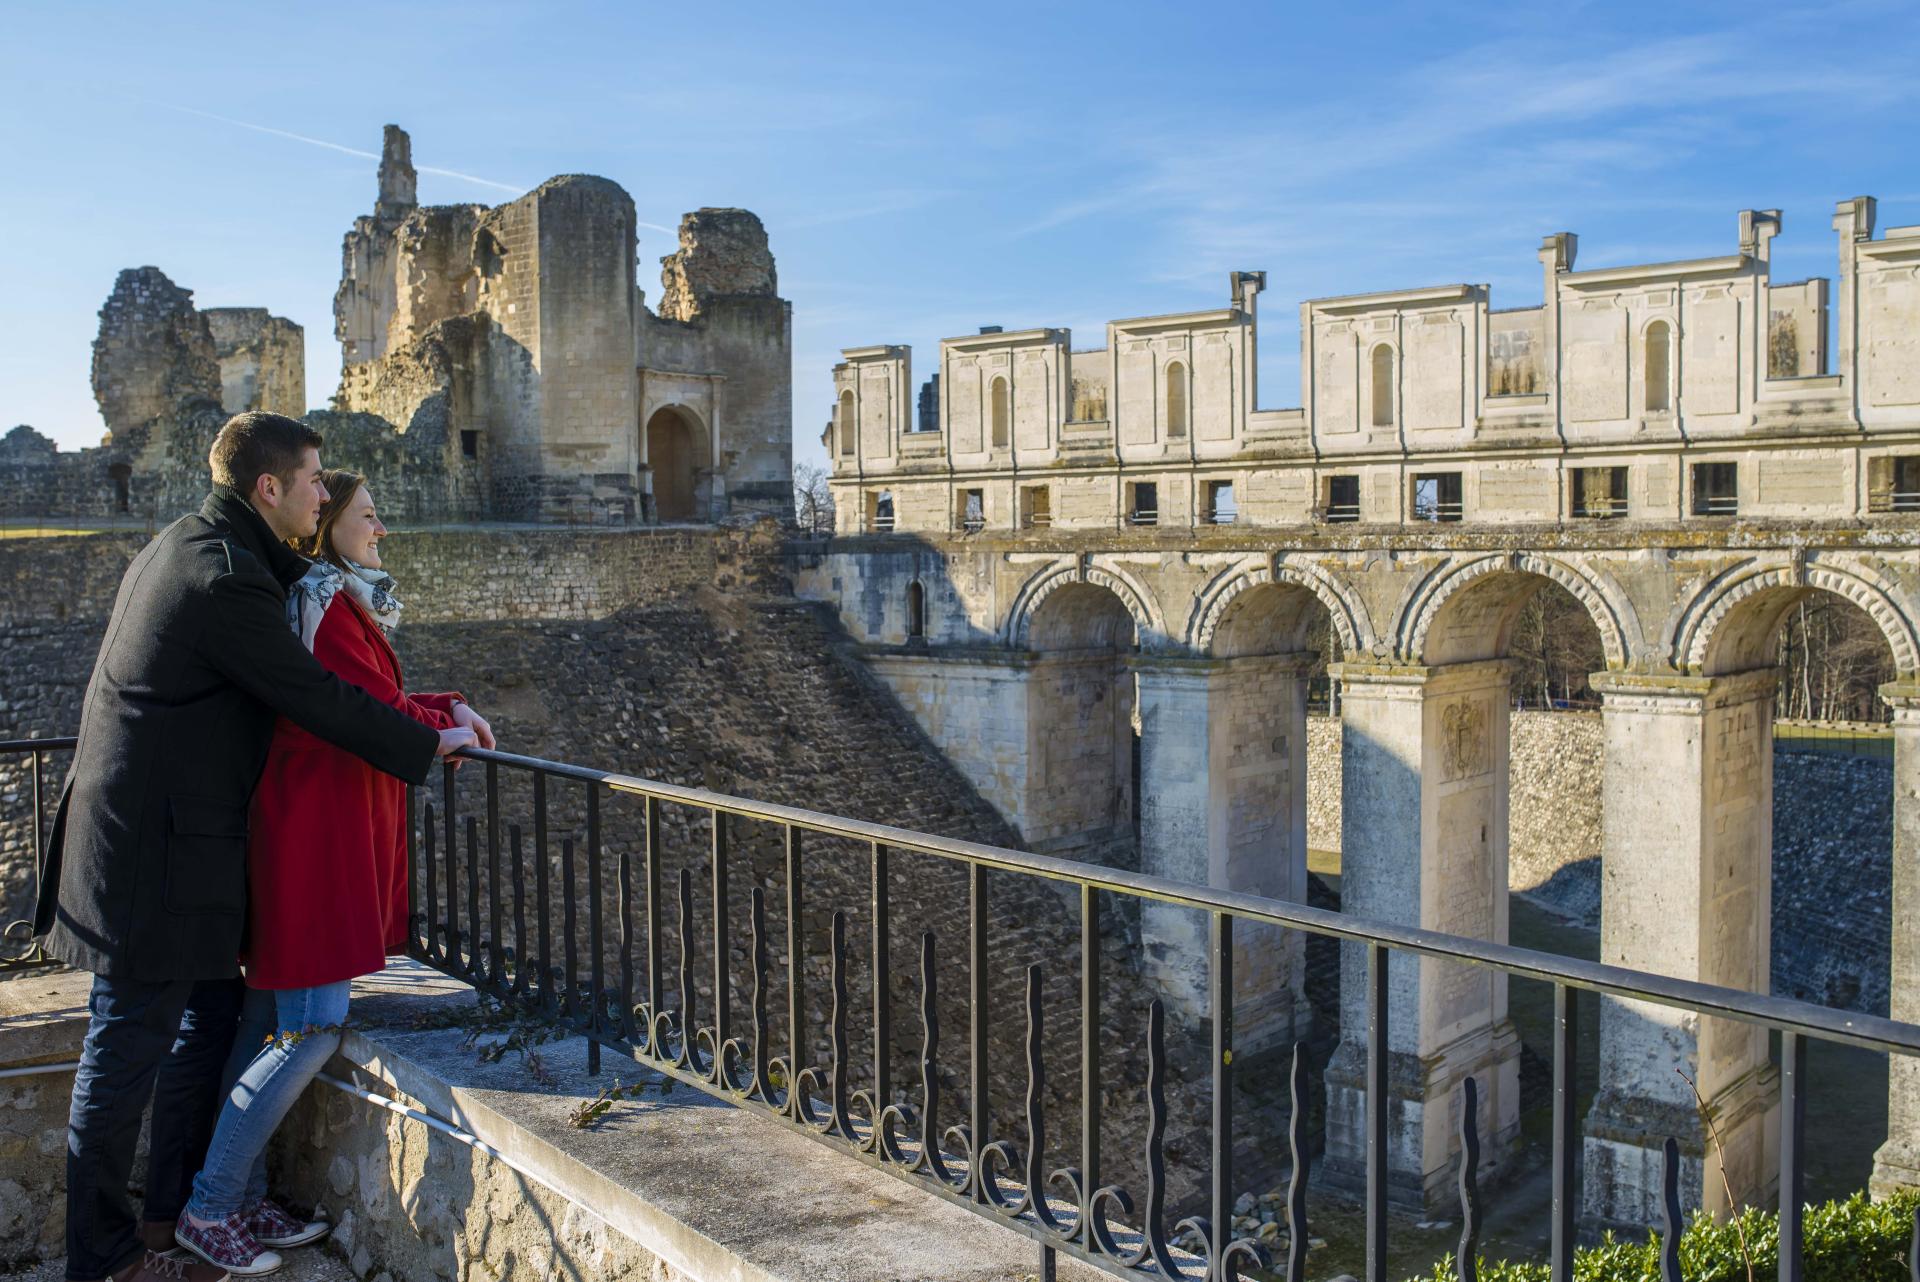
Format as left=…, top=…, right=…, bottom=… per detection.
left=33, top=489, right=441, bottom=981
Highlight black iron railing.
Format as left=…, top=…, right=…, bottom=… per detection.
left=398, top=745, right=1920, bottom=1282
left=1, top=736, right=72, bottom=972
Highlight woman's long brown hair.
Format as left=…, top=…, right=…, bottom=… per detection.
left=290, top=467, right=368, bottom=570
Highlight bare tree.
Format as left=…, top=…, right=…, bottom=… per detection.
left=792, top=462, right=835, bottom=536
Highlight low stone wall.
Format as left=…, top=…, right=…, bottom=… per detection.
left=0, top=963, right=1105, bottom=1281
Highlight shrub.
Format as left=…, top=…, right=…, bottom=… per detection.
left=1413, top=1189, right=1919, bottom=1282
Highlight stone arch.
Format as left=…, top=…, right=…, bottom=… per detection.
left=1397, top=552, right=1636, bottom=669
left=645, top=403, right=710, bottom=522
left=1672, top=555, right=1920, bottom=677
left=1007, top=558, right=1159, bottom=650
left=1189, top=554, right=1372, bottom=657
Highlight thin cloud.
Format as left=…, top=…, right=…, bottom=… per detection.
left=153, top=104, right=527, bottom=195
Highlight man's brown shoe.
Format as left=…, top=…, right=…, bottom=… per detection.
left=109, top=1246, right=231, bottom=1281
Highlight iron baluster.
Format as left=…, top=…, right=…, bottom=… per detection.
left=645, top=796, right=664, bottom=1058
left=969, top=863, right=988, bottom=1204
left=1199, top=913, right=1268, bottom=1280
left=797, top=910, right=857, bottom=1142
left=464, top=817, right=481, bottom=979
left=405, top=784, right=419, bottom=957
left=746, top=886, right=773, bottom=1098
left=1079, top=883, right=1099, bottom=1251
left=439, top=759, right=455, bottom=971
left=881, top=931, right=949, bottom=1179
left=1457, top=1075, right=1481, bottom=1282
left=561, top=837, right=578, bottom=1021
left=585, top=785, right=603, bottom=1077
left=486, top=760, right=501, bottom=986
left=676, top=867, right=698, bottom=1071
left=979, top=964, right=1045, bottom=1215
left=857, top=842, right=891, bottom=1152
left=778, top=824, right=803, bottom=1119
left=509, top=824, right=527, bottom=996
left=533, top=774, right=552, bottom=1015
left=1781, top=1030, right=1806, bottom=1282
left=423, top=801, right=440, bottom=963
left=617, top=797, right=635, bottom=1042
left=709, top=809, right=730, bottom=1084
left=1286, top=1041, right=1310, bottom=1282
left=442, top=763, right=458, bottom=970
left=1552, top=984, right=1578, bottom=1282
left=1660, top=1136, right=1683, bottom=1282
left=1366, top=943, right=1389, bottom=1282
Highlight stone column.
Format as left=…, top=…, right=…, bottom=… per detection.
left=1322, top=661, right=1522, bottom=1211
left=1872, top=686, right=1920, bottom=1197
left=1583, top=671, right=1780, bottom=1230
left=1133, top=653, right=1313, bottom=1054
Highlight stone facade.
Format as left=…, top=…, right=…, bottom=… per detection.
left=204, top=307, right=305, bottom=418
left=830, top=203, right=1920, bottom=535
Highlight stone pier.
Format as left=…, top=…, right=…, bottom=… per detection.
left=1872, top=687, right=1920, bottom=1197
left=1134, top=652, right=1313, bottom=1053
left=1583, top=671, right=1781, bottom=1229
left=1322, top=660, right=1522, bottom=1210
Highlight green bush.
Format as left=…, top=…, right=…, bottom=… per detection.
left=1413, top=1189, right=1919, bottom=1282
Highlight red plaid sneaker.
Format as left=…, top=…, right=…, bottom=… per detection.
left=244, top=1198, right=330, bottom=1249
left=174, top=1211, right=283, bottom=1277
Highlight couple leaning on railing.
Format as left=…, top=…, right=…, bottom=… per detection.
left=31, top=412, right=495, bottom=1282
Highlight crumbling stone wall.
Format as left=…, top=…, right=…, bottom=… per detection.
left=90, top=267, right=219, bottom=439
left=204, top=307, right=306, bottom=417
left=656, top=208, right=778, bottom=324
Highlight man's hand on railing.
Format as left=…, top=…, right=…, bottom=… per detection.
left=436, top=727, right=480, bottom=760
left=451, top=702, right=496, bottom=750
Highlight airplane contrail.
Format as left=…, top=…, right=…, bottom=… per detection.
left=155, top=104, right=527, bottom=195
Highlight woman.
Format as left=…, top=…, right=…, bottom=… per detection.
left=175, top=470, right=493, bottom=1276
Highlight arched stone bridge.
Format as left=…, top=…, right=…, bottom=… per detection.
left=794, top=523, right=1920, bottom=1227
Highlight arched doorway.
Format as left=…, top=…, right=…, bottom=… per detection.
left=1022, top=582, right=1138, bottom=863
left=646, top=407, right=701, bottom=523
left=1692, top=576, right=1908, bottom=1205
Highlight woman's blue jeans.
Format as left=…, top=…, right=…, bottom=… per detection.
left=185, top=982, right=351, bottom=1219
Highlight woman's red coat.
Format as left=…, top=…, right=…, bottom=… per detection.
left=242, top=594, right=460, bottom=989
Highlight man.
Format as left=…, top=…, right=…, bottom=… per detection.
left=35, top=412, right=485, bottom=1282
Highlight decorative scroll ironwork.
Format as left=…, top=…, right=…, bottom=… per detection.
left=1286, top=1041, right=1310, bottom=1282
left=1660, top=1137, right=1683, bottom=1282
left=1458, top=1075, right=1482, bottom=1282
left=721, top=886, right=774, bottom=1102
left=796, top=910, right=858, bottom=1143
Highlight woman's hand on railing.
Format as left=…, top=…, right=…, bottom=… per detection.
left=451, top=702, right=496, bottom=750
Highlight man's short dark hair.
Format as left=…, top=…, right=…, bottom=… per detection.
left=208, top=412, right=323, bottom=494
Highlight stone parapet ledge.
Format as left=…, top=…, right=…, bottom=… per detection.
left=1, top=963, right=1108, bottom=1280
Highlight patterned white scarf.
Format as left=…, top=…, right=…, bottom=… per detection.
left=286, top=560, right=405, bottom=650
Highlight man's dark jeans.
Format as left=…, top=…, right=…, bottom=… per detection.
left=66, top=974, right=243, bottom=1281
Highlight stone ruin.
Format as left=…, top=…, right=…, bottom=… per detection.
left=3, top=125, right=793, bottom=525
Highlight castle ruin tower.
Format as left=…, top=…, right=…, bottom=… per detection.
left=375, top=124, right=417, bottom=221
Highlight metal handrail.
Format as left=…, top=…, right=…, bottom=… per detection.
left=453, top=746, right=1917, bottom=1056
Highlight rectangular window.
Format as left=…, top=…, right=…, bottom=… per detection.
left=1128, top=482, right=1159, bottom=527
left=867, top=491, right=896, bottom=533
left=1020, top=485, right=1051, bottom=530
left=1411, top=471, right=1463, bottom=523
left=958, top=489, right=985, bottom=532
left=1572, top=466, right=1629, bottom=519
left=1868, top=456, right=1920, bottom=514
left=1204, top=480, right=1237, bottom=525
left=1691, top=462, right=1738, bottom=516
left=460, top=430, right=479, bottom=459
left=1322, top=475, right=1360, bottom=524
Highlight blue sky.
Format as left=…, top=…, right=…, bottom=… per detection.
left=4, top=1, right=1918, bottom=471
